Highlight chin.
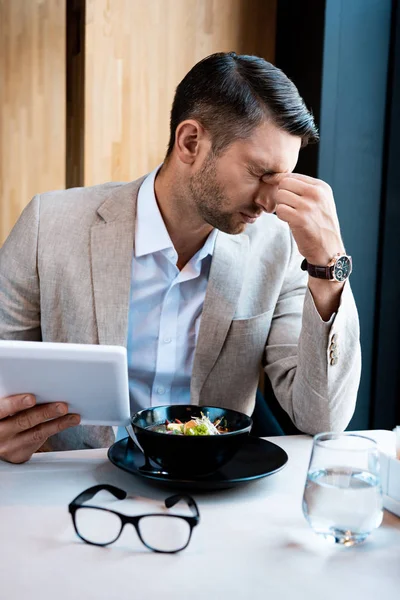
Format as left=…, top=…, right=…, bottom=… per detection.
left=204, top=213, right=246, bottom=235
left=216, top=222, right=246, bottom=235
left=231, top=223, right=246, bottom=235
left=229, top=217, right=247, bottom=235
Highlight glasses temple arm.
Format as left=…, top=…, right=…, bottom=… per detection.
left=164, top=494, right=200, bottom=518
left=70, top=484, right=127, bottom=506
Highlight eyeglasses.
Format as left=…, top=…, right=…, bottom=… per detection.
left=68, top=484, right=200, bottom=553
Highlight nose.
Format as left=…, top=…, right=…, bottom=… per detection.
left=254, top=190, right=277, bottom=214
left=254, top=199, right=268, bottom=214
left=255, top=173, right=283, bottom=213
left=255, top=177, right=281, bottom=213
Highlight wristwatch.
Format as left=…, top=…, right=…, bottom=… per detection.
left=301, top=253, right=353, bottom=282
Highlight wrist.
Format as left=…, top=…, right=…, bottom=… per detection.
left=308, top=276, right=345, bottom=321
left=305, top=247, right=346, bottom=267
left=308, top=276, right=345, bottom=293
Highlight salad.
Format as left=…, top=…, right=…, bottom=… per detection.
left=149, top=412, right=230, bottom=436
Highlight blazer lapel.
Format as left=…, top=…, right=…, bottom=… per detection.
left=90, top=177, right=145, bottom=347
left=190, top=231, right=249, bottom=403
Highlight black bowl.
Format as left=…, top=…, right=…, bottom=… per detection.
left=130, top=405, right=253, bottom=477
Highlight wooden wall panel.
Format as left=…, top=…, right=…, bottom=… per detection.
left=84, top=0, right=277, bottom=185
left=0, top=0, right=66, bottom=245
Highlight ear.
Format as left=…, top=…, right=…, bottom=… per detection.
left=174, top=119, right=208, bottom=165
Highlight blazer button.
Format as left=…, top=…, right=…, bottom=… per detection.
left=330, top=356, right=338, bottom=366
left=331, top=333, right=338, bottom=344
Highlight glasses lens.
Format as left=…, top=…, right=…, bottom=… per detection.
left=74, top=508, right=122, bottom=545
left=138, top=515, right=191, bottom=552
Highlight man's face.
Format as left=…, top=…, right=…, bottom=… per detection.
left=188, top=120, right=302, bottom=234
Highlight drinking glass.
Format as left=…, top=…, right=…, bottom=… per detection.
left=302, top=432, right=383, bottom=546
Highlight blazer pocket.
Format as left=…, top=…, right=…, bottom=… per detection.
left=228, top=309, right=274, bottom=338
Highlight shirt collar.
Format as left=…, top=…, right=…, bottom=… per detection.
left=135, top=166, right=173, bottom=257
left=195, top=227, right=217, bottom=263
left=135, top=165, right=217, bottom=261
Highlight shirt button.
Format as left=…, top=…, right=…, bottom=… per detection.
left=157, top=386, right=166, bottom=395
left=164, top=337, right=172, bottom=344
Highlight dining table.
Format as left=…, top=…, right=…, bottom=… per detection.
left=1, top=429, right=399, bottom=600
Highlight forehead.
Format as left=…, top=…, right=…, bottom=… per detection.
left=226, top=120, right=301, bottom=174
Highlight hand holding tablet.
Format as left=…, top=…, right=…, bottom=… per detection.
left=0, top=393, right=81, bottom=463
left=0, top=341, right=131, bottom=463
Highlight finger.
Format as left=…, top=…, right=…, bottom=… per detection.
left=282, top=172, right=321, bottom=185
left=276, top=203, right=311, bottom=231
left=275, top=203, right=298, bottom=225
left=1, top=402, right=69, bottom=438
left=0, top=414, right=81, bottom=464
left=278, top=177, right=317, bottom=198
left=0, top=394, right=36, bottom=419
left=276, top=189, right=308, bottom=211
left=22, top=414, right=81, bottom=454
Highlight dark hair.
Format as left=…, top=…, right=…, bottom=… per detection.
left=166, top=52, right=319, bottom=157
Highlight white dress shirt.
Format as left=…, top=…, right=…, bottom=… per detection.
left=126, top=166, right=217, bottom=417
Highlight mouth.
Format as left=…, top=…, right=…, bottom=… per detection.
left=239, top=212, right=262, bottom=224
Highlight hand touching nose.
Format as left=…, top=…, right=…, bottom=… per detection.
left=272, top=173, right=344, bottom=265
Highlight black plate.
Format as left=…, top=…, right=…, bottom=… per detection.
left=107, top=436, right=288, bottom=490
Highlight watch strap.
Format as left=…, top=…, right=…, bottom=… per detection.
left=301, top=258, right=334, bottom=280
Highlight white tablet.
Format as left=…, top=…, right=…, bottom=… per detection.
left=0, top=341, right=131, bottom=425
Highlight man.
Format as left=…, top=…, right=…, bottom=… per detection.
left=0, top=52, right=361, bottom=463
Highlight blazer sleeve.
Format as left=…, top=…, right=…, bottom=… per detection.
left=263, top=232, right=361, bottom=435
left=0, top=195, right=42, bottom=341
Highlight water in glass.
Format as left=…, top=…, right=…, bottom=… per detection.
left=302, top=434, right=383, bottom=546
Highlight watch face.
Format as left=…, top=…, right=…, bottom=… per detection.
left=333, top=255, right=352, bottom=282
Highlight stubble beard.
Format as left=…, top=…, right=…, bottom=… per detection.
left=188, top=154, right=244, bottom=235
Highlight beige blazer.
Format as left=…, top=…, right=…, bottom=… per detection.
left=0, top=177, right=361, bottom=450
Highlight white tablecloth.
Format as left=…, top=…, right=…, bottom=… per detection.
left=0, top=430, right=399, bottom=600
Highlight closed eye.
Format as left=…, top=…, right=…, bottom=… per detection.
left=247, top=165, right=279, bottom=180
left=249, top=170, right=270, bottom=180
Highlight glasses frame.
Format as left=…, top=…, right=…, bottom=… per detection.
left=68, top=484, right=200, bottom=553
